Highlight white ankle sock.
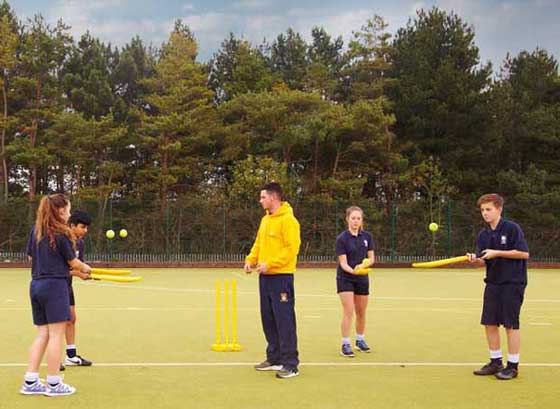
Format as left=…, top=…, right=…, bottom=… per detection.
left=46, top=375, right=61, bottom=386
left=508, top=353, right=520, bottom=363
left=489, top=349, right=502, bottom=359
left=24, top=372, right=39, bottom=382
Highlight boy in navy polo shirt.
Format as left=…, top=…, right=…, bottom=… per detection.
left=467, top=193, right=529, bottom=380
left=61, top=210, right=94, bottom=370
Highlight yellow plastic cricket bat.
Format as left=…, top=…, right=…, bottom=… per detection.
left=412, top=255, right=469, bottom=268
left=90, top=273, right=142, bottom=283
left=90, top=268, right=132, bottom=275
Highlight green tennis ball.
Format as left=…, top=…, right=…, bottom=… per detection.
left=429, top=222, right=439, bottom=232
left=106, top=229, right=115, bottom=239
left=119, top=229, right=128, bottom=238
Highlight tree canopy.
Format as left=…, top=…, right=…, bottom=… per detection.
left=1, top=3, right=559, bottom=259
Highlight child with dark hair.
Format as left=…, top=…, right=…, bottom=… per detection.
left=60, top=210, right=94, bottom=370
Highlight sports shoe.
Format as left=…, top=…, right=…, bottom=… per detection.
left=340, top=343, right=354, bottom=357
left=65, top=355, right=92, bottom=366
left=495, top=367, right=518, bottom=380
left=20, top=380, right=47, bottom=395
left=44, top=382, right=76, bottom=397
left=473, top=361, right=504, bottom=376
left=276, top=367, right=299, bottom=379
left=254, top=360, right=283, bottom=371
left=355, top=339, right=371, bottom=353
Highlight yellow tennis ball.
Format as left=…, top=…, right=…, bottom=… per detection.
left=429, top=222, right=439, bottom=232
left=119, top=229, right=128, bottom=238
left=106, top=229, right=115, bottom=239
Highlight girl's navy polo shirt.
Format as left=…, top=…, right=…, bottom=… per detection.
left=26, top=228, right=76, bottom=280
left=336, top=229, right=375, bottom=280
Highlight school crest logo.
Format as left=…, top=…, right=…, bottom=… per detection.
left=280, top=292, right=289, bottom=302
left=501, top=235, right=507, bottom=245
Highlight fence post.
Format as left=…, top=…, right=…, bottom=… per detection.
left=447, top=199, right=452, bottom=257
left=166, top=203, right=170, bottom=259
left=223, top=204, right=227, bottom=255
left=335, top=201, right=339, bottom=236
left=108, top=196, right=113, bottom=261
left=391, top=202, right=396, bottom=263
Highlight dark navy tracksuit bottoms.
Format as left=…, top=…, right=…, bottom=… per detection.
left=259, top=273, right=299, bottom=369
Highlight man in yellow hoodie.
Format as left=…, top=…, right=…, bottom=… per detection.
left=244, top=182, right=301, bottom=379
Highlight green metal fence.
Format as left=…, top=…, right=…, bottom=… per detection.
left=2, top=251, right=559, bottom=265
left=1, top=196, right=559, bottom=261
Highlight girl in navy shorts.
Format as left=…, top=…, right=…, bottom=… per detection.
left=21, top=194, right=92, bottom=397
left=335, top=206, right=375, bottom=357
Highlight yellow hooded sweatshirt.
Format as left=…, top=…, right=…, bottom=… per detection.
left=245, top=202, right=301, bottom=274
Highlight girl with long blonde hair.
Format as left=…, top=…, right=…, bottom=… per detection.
left=335, top=206, right=375, bottom=357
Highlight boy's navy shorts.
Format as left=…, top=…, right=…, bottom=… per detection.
left=68, top=285, right=75, bottom=306
left=30, top=278, right=71, bottom=325
left=481, top=283, right=526, bottom=329
left=337, top=276, right=370, bottom=295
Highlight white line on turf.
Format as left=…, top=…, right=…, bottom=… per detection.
left=2, top=362, right=560, bottom=367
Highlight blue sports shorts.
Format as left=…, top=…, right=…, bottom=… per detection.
left=336, top=276, right=370, bottom=295
left=30, top=278, right=71, bottom=325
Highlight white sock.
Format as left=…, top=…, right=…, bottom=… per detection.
left=24, top=372, right=39, bottom=382
left=342, top=337, right=351, bottom=345
left=66, top=344, right=76, bottom=350
left=508, top=354, right=520, bottom=363
left=356, top=334, right=365, bottom=341
left=46, top=375, right=61, bottom=386
left=489, top=349, right=502, bottom=359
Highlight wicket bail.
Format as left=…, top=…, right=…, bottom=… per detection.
left=211, top=279, right=242, bottom=352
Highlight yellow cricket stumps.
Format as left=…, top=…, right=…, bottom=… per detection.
left=211, top=279, right=242, bottom=352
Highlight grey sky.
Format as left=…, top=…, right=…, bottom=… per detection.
left=11, top=0, right=560, bottom=72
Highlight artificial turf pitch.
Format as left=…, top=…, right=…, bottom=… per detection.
left=1, top=267, right=559, bottom=409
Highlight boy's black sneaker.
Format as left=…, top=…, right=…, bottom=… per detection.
left=495, top=367, right=518, bottom=380
left=65, top=355, right=92, bottom=366
left=276, top=367, right=299, bottom=379
left=254, top=361, right=283, bottom=371
left=473, top=361, right=504, bottom=376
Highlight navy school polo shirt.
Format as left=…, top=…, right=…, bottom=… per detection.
left=336, top=230, right=375, bottom=280
left=476, top=219, right=529, bottom=285
left=68, top=238, right=85, bottom=286
left=26, top=228, right=76, bottom=280
left=76, top=238, right=85, bottom=262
